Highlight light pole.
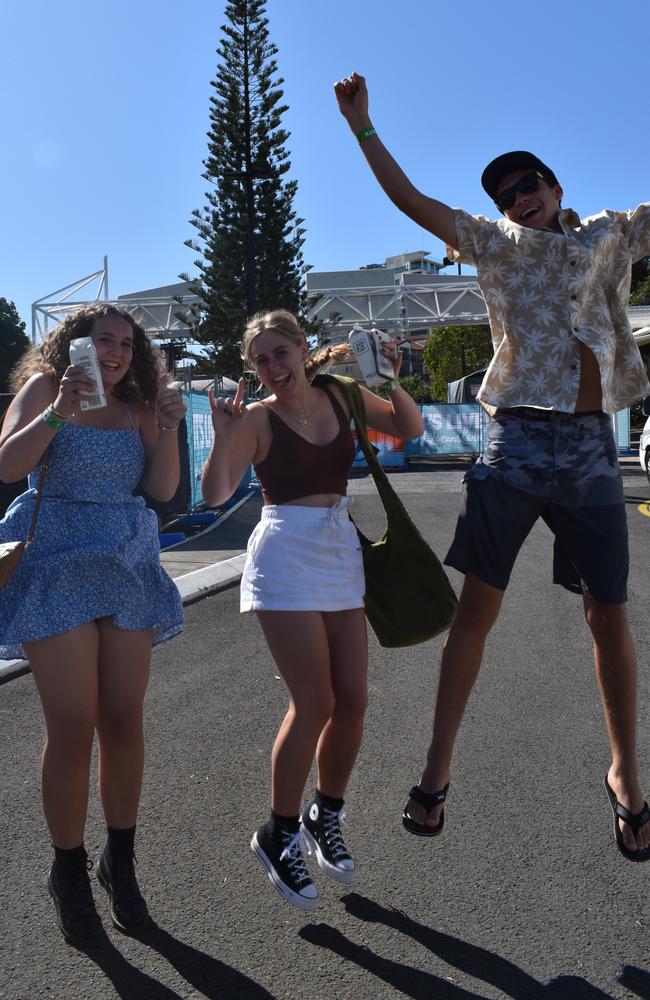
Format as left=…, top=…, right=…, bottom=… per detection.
left=398, top=295, right=411, bottom=375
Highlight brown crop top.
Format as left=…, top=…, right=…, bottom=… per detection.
left=254, top=384, right=356, bottom=505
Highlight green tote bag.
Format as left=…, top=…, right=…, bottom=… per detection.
left=319, top=374, right=458, bottom=648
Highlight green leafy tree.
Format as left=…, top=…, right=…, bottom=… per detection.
left=630, top=276, right=650, bottom=305
left=0, top=299, right=29, bottom=393
left=181, top=0, right=306, bottom=378
left=373, top=373, right=435, bottom=404
left=422, top=324, right=493, bottom=401
left=631, top=256, right=650, bottom=300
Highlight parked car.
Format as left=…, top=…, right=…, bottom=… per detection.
left=640, top=414, right=650, bottom=485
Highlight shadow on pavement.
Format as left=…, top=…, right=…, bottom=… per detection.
left=299, top=921, right=489, bottom=999
left=74, top=934, right=184, bottom=1000
left=619, top=966, right=650, bottom=999
left=78, top=921, right=277, bottom=1000
left=134, top=922, right=277, bottom=999
left=298, top=892, right=625, bottom=1000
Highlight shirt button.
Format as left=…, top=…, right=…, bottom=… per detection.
left=573, top=327, right=579, bottom=332
left=570, top=364, right=577, bottom=370
left=571, top=294, right=577, bottom=300
left=569, top=261, right=576, bottom=266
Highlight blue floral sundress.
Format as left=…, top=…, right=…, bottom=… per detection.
left=0, top=415, right=183, bottom=659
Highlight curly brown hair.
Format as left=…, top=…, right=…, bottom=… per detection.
left=9, top=303, right=162, bottom=406
left=241, top=309, right=349, bottom=381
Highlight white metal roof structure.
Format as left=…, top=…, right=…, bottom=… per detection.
left=31, top=258, right=200, bottom=344
left=307, top=274, right=489, bottom=335
left=32, top=257, right=650, bottom=350
left=306, top=255, right=650, bottom=347
left=117, top=282, right=199, bottom=337
left=305, top=253, right=488, bottom=339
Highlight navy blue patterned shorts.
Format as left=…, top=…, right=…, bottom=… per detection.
left=444, top=408, right=628, bottom=603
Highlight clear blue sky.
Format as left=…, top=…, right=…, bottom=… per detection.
left=2, top=0, right=648, bottom=338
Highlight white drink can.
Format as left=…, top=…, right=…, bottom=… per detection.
left=348, top=327, right=395, bottom=388
left=69, top=337, right=107, bottom=410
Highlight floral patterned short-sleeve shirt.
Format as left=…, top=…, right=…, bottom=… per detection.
left=449, top=204, right=650, bottom=414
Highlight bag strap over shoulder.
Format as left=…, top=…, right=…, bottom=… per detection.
left=316, top=373, right=373, bottom=462
left=26, top=450, right=49, bottom=544
left=319, top=374, right=403, bottom=516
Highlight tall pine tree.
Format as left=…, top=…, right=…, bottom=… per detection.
left=182, top=0, right=306, bottom=378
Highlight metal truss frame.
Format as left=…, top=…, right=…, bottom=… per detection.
left=113, top=296, right=199, bottom=338
left=306, top=279, right=489, bottom=340
left=32, top=257, right=110, bottom=343
left=33, top=265, right=650, bottom=351
left=31, top=258, right=200, bottom=344
left=308, top=283, right=650, bottom=348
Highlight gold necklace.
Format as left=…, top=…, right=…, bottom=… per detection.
left=280, top=391, right=312, bottom=427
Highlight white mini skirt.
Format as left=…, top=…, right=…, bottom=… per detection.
left=240, top=496, right=365, bottom=613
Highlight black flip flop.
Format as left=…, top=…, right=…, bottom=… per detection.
left=604, top=776, right=650, bottom=862
left=402, top=783, right=449, bottom=837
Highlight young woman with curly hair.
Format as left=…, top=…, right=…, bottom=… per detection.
left=202, top=309, right=424, bottom=910
left=0, top=303, right=186, bottom=945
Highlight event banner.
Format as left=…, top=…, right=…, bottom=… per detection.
left=410, top=405, right=490, bottom=458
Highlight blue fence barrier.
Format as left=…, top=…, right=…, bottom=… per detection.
left=182, top=391, right=631, bottom=484
left=182, top=391, right=253, bottom=509
left=355, top=403, right=631, bottom=469
left=612, top=407, right=630, bottom=450
left=407, top=404, right=490, bottom=460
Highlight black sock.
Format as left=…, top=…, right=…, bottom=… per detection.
left=53, top=843, right=87, bottom=877
left=106, top=825, right=136, bottom=859
left=270, top=811, right=300, bottom=836
left=315, top=789, right=344, bottom=813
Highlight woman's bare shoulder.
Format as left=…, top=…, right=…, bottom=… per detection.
left=245, top=399, right=272, bottom=422
left=0, top=373, right=56, bottom=443
left=10, top=372, right=57, bottom=412
left=126, top=397, right=152, bottom=416
left=318, top=379, right=351, bottom=419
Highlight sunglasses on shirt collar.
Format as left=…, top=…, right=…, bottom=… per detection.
left=494, top=170, right=545, bottom=213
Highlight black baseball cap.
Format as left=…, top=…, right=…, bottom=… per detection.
left=481, top=151, right=559, bottom=200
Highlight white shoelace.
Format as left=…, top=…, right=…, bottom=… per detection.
left=279, top=829, right=312, bottom=883
left=322, top=808, right=349, bottom=860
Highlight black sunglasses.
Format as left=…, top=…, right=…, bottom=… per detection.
left=495, top=170, right=545, bottom=212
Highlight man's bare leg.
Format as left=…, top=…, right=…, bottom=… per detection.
left=405, top=573, right=504, bottom=830
left=585, top=597, right=650, bottom=855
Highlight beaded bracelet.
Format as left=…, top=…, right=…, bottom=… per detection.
left=159, top=421, right=181, bottom=432
left=356, top=126, right=376, bottom=144
left=41, top=406, right=66, bottom=430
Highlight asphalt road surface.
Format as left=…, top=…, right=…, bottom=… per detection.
left=1, top=467, right=649, bottom=1000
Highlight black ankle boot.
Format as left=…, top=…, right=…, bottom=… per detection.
left=96, top=845, right=150, bottom=933
left=48, top=848, right=104, bottom=947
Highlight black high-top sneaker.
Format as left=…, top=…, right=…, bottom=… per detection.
left=96, top=846, right=150, bottom=933
left=48, top=852, right=104, bottom=947
left=300, top=797, right=356, bottom=884
left=251, top=820, right=318, bottom=910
